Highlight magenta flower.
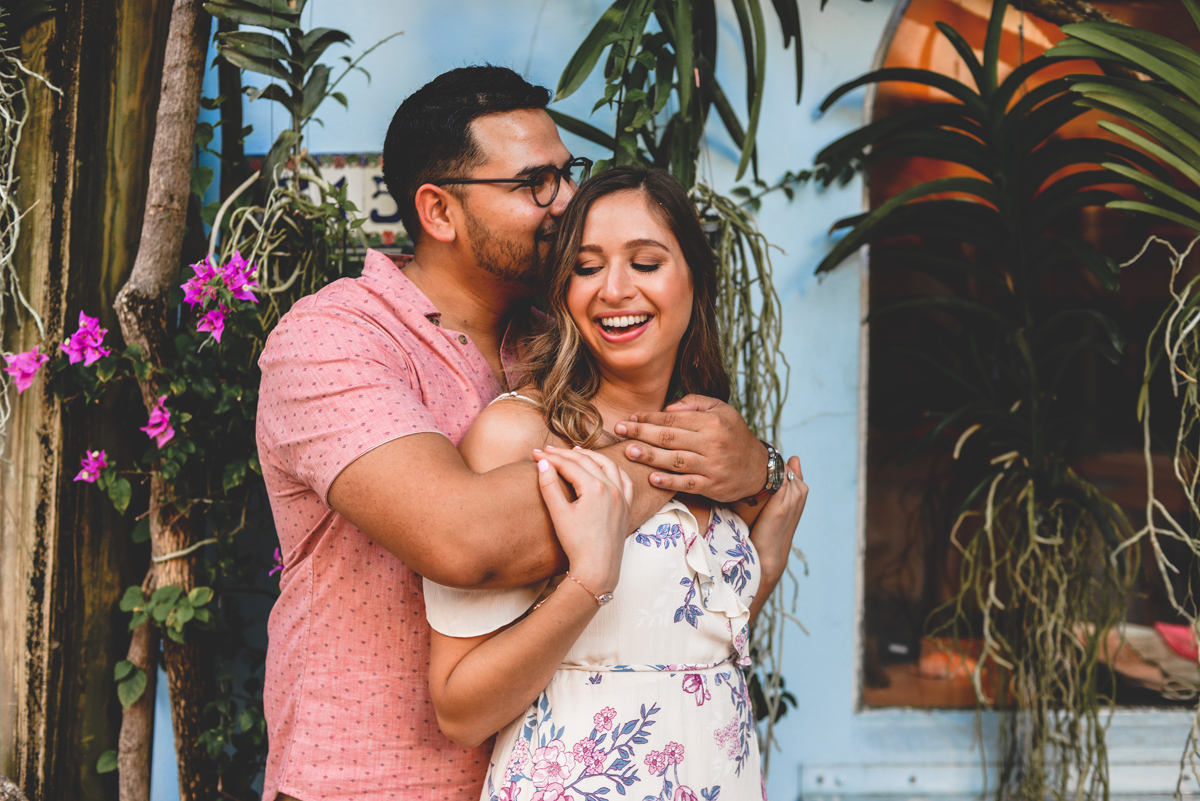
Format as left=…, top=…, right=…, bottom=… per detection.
left=673, top=786, right=699, bottom=801
left=219, top=251, right=258, bottom=303
left=181, top=257, right=218, bottom=309
left=196, top=304, right=230, bottom=343
left=4, top=345, right=50, bottom=393
left=139, top=394, right=174, bottom=448
left=61, top=311, right=112, bottom=366
left=663, top=741, right=684, bottom=765
left=269, top=547, right=284, bottom=577
left=74, top=449, right=108, bottom=483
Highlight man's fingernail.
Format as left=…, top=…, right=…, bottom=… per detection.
left=628, top=446, right=642, bottom=458
left=538, top=459, right=550, bottom=473
left=629, top=414, right=638, bottom=422
left=614, top=422, right=627, bottom=435
left=651, top=474, right=661, bottom=484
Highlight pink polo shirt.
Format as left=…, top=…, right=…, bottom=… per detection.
left=256, top=250, right=528, bottom=800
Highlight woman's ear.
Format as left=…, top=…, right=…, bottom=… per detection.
left=413, top=184, right=459, bottom=244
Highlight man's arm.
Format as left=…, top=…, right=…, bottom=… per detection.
left=327, top=403, right=671, bottom=592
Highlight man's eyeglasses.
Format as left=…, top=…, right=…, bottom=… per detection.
left=432, top=157, right=593, bottom=208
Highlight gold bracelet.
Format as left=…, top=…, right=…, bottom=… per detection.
left=565, top=571, right=614, bottom=607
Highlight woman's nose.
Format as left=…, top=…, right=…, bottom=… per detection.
left=600, top=265, right=636, bottom=302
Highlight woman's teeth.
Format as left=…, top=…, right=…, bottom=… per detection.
left=601, top=314, right=649, bottom=332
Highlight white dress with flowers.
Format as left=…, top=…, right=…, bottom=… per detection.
left=423, top=499, right=765, bottom=801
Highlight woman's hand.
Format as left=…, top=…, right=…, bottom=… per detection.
left=750, top=455, right=808, bottom=594
left=534, top=445, right=633, bottom=597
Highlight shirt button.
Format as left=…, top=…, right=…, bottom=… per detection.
left=458, top=334, right=468, bottom=345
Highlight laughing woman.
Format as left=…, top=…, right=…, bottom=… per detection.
left=423, top=166, right=807, bottom=801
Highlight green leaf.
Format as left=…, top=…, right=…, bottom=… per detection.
left=214, top=30, right=290, bottom=63
left=117, top=668, right=147, bottom=709
left=299, top=28, right=352, bottom=72
left=730, top=0, right=767, bottom=179
left=107, top=477, right=131, bottom=515
left=189, top=586, right=214, bottom=607
left=245, top=82, right=293, bottom=107
left=768, top=0, right=803, bottom=102
left=819, top=67, right=986, bottom=118
left=673, top=0, right=694, bottom=117
left=94, top=358, right=118, bottom=382
left=151, top=585, right=183, bottom=609
left=123, top=343, right=143, bottom=359
left=817, top=176, right=1003, bottom=273
left=193, top=608, right=212, bottom=623
left=935, top=22, right=986, bottom=96
left=557, top=0, right=636, bottom=100
left=114, top=660, right=135, bottom=682
left=202, top=2, right=299, bottom=31
left=1102, top=160, right=1200, bottom=218
left=165, top=626, right=185, bottom=644
left=215, top=45, right=298, bottom=87
left=120, top=586, right=145, bottom=612
left=1107, top=200, right=1200, bottom=233
left=1098, top=120, right=1200, bottom=187
left=300, top=64, right=330, bottom=120
left=545, top=109, right=617, bottom=151
left=223, top=459, right=248, bottom=492
left=191, top=165, right=214, bottom=198
left=96, top=750, right=118, bottom=774
left=1062, top=25, right=1200, bottom=105
left=194, top=121, right=215, bottom=150
left=131, top=517, right=150, bottom=544
left=981, top=0, right=1007, bottom=98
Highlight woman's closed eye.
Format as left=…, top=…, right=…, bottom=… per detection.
left=632, top=262, right=661, bottom=273
left=574, top=263, right=603, bottom=277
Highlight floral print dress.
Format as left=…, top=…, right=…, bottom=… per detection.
left=423, top=499, right=764, bottom=801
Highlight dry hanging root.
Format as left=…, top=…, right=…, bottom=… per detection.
left=1115, top=235, right=1200, bottom=799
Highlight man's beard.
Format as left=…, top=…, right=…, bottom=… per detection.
left=464, top=208, right=552, bottom=287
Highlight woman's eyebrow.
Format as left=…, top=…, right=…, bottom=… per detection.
left=625, top=238, right=670, bottom=250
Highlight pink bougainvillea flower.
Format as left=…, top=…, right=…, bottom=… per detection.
left=196, top=304, right=230, bottom=343
left=74, top=449, right=108, bottom=483
left=61, top=311, right=112, bottom=366
left=219, top=251, right=259, bottom=303
left=139, top=394, right=174, bottom=448
left=3, top=344, right=50, bottom=393
left=269, top=547, right=284, bottom=577
left=181, top=256, right=219, bottom=308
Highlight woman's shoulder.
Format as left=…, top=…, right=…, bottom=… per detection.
left=459, top=387, right=553, bottom=471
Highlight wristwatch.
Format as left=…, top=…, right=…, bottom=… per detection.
left=741, top=441, right=785, bottom=506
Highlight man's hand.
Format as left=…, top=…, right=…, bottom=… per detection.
left=613, top=394, right=769, bottom=504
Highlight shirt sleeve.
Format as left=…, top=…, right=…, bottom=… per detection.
left=257, top=295, right=444, bottom=503
left=422, top=578, right=550, bottom=637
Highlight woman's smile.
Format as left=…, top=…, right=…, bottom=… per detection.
left=595, top=311, right=653, bottom=342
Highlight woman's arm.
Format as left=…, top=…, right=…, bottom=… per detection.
left=429, top=421, right=633, bottom=746
left=746, top=455, right=808, bottom=625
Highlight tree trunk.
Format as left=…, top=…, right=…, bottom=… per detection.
left=111, top=0, right=213, bottom=799
left=117, top=621, right=157, bottom=801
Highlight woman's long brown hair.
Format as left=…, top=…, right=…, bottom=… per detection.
left=520, top=166, right=730, bottom=447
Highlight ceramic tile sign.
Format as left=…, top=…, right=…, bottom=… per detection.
left=247, top=152, right=408, bottom=251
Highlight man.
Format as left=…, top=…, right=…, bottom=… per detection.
left=256, top=66, right=781, bottom=800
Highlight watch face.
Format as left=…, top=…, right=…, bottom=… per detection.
left=597, top=593, right=615, bottom=606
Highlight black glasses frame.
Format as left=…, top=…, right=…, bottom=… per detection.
left=432, top=157, right=593, bottom=208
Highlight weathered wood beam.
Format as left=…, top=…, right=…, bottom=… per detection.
left=0, top=1, right=172, bottom=799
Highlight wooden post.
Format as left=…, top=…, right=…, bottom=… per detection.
left=0, top=1, right=172, bottom=799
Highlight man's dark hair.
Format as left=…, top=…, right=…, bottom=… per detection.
left=383, top=66, right=551, bottom=245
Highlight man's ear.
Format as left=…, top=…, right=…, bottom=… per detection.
left=413, top=184, right=460, bottom=244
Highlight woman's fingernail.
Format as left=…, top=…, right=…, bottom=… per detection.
left=546, top=444, right=555, bottom=450
left=538, top=459, right=550, bottom=473
left=533, top=448, right=543, bottom=454
left=573, top=445, right=583, bottom=451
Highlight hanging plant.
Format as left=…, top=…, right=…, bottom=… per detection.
left=812, top=0, right=1167, bottom=796
left=1050, top=1, right=1200, bottom=788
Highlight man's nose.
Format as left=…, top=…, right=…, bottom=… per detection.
left=549, top=176, right=576, bottom=216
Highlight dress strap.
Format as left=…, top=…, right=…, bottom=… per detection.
left=489, top=390, right=541, bottom=407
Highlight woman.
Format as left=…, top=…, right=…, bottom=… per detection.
left=424, top=166, right=807, bottom=801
